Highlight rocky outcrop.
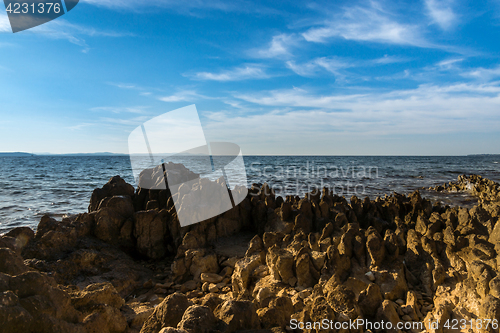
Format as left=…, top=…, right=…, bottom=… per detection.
left=1, top=173, right=499, bottom=332
left=430, top=174, right=500, bottom=203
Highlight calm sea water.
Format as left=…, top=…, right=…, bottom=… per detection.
left=1, top=155, right=499, bottom=233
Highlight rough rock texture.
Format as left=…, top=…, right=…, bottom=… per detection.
left=1, top=173, right=499, bottom=333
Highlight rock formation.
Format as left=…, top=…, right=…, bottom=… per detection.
left=1, top=171, right=499, bottom=332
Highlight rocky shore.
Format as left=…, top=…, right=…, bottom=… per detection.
left=1, top=168, right=499, bottom=333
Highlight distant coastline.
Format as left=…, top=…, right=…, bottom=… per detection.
left=0, top=152, right=128, bottom=157
left=0, top=152, right=34, bottom=157
left=1, top=152, right=499, bottom=157
left=467, top=154, right=500, bottom=156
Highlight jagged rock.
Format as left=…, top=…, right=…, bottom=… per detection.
left=0, top=265, right=87, bottom=333
left=294, top=213, right=312, bottom=234
left=295, top=253, right=314, bottom=288
left=376, top=267, right=408, bottom=301
left=232, top=255, right=262, bottom=296
left=71, top=282, right=125, bottom=309
left=0, top=248, right=28, bottom=276
left=3, top=227, right=34, bottom=253
left=123, top=302, right=155, bottom=329
left=480, top=295, right=500, bottom=320
left=366, top=227, right=385, bottom=267
left=89, top=176, right=135, bottom=212
left=94, top=195, right=135, bottom=247
left=257, top=295, right=295, bottom=329
left=255, top=286, right=273, bottom=307
left=246, top=235, right=264, bottom=257
left=140, top=293, right=192, bottom=333
left=376, top=300, right=401, bottom=333
left=489, top=276, right=500, bottom=298
left=325, top=282, right=359, bottom=320
left=215, top=300, right=260, bottom=332
left=404, top=290, right=422, bottom=321
left=23, top=214, right=93, bottom=260
left=159, top=328, right=188, bottom=333
left=189, top=252, right=218, bottom=280
left=0, top=292, right=34, bottom=332
left=423, top=302, right=451, bottom=333
left=83, top=304, right=128, bottom=333
left=358, top=283, right=383, bottom=317
left=5, top=172, right=500, bottom=333
left=310, top=251, right=326, bottom=271
left=200, top=273, right=223, bottom=284
left=384, top=229, right=399, bottom=256
left=177, top=305, right=217, bottom=333
left=266, top=245, right=294, bottom=285
left=134, top=209, right=169, bottom=259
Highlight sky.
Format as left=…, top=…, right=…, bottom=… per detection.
left=0, top=0, right=500, bottom=155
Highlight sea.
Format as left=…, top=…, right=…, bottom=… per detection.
left=1, top=155, right=499, bottom=234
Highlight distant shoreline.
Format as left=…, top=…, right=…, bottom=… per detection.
left=1, top=152, right=499, bottom=157
left=0, top=152, right=128, bottom=157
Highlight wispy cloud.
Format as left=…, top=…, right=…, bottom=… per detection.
left=234, top=82, right=500, bottom=117
left=286, top=57, right=350, bottom=77
left=109, top=83, right=141, bottom=90
left=436, top=57, right=463, bottom=70
left=99, top=116, right=152, bottom=126
left=209, top=82, right=500, bottom=145
left=0, top=12, right=12, bottom=33
left=372, top=54, right=409, bottom=65
left=108, top=82, right=153, bottom=96
left=158, top=90, right=210, bottom=102
left=189, top=64, right=270, bottom=81
left=90, top=106, right=150, bottom=114
left=1, top=16, right=132, bottom=52
left=302, top=1, right=429, bottom=48
left=68, top=123, right=94, bottom=130
left=80, top=0, right=276, bottom=15
left=251, top=33, right=300, bottom=58
left=463, top=65, right=500, bottom=81
left=425, top=0, right=457, bottom=30
left=286, top=55, right=409, bottom=78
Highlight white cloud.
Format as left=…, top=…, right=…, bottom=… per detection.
left=302, top=2, right=429, bottom=48
left=158, top=90, right=206, bottom=102
left=110, top=83, right=141, bottom=90
left=189, top=65, right=269, bottom=81
left=286, top=57, right=350, bottom=77
left=80, top=0, right=273, bottom=14
left=463, top=66, right=500, bottom=81
left=372, top=55, right=408, bottom=65
left=425, top=0, right=457, bottom=30
left=252, top=34, right=300, bottom=58
left=228, top=82, right=500, bottom=137
left=1, top=15, right=131, bottom=52
left=286, top=55, right=409, bottom=78
left=99, top=116, right=152, bottom=126
left=436, top=57, right=463, bottom=70
left=0, top=12, right=11, bottom=33
left=90, top=106, right=149, bottom=114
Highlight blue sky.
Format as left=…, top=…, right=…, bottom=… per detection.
left=1, top=0, right=500, bottom=155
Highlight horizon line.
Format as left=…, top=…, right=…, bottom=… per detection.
left=1, top=152, right=500, bottom=157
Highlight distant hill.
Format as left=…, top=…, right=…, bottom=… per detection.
left=0, top=152, right=33, bottom=157
left=52, top=152, right=128, bottom=156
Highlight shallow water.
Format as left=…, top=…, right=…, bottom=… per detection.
left=0, top=155, right=498, bottom=233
